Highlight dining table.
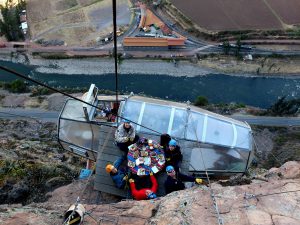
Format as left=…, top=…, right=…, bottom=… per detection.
left=127, top=138, right=165, bottom=176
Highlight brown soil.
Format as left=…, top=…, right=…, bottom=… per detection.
left=266, top=0, right=300, bottom=24
left=170, top=0, right=300, bottom=31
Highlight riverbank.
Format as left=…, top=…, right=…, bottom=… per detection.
left=1, top=52, right=300, bottom=77
left=198, top=55, right=300, bottom=77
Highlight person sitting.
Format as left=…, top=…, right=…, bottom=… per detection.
left=107, top=107, right=117, bottom=122
left=115, top=120, right=139, bottom=153
left=165, top=139, right=183, bottom=172
left=160, top=133, right=171, bottom=151
left=129, top=173, right=158, bottom=200
left=105, top=155, right=128, bottom=189
left=164, top=165, right=204, bottom=195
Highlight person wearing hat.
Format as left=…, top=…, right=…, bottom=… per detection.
left=105, top=155, right=128, bottom=189
left=165, top=139, right=183, bottom=172
left=115, top=120, right=139, bottom=153
left=164, top=165, right=204, bottom=194
left=129, top=173, right=158, bottom=200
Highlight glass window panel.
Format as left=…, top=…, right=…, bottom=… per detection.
left=170, top=108, right=187, bottom=138
left=140, top=103, right=172, bottom=134
left=59, top=119, right=100, bottom=151
left=189, top=147, right=248, bottom=172
left=122, top=101, right=142, bottom=125
left=205, top=117, right=233, bottom=147
left=61, top=99, right=86, bottom=121
left=186, top=112, right=205, bottom=141
left=235, top=125, right=251, bottom=150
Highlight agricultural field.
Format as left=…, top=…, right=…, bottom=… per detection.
left=26, top=0, right=131, bottom=46
left=170, top=0, right=300, bottom=31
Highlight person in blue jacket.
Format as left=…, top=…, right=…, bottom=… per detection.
left=105, top=155, right=128, bottom=189
left=164, top=165, right=204, bottom=194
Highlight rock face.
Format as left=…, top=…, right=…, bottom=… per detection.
left=1, top=161, right=300, bottom=225
left=0, top=119, right=82, bottom=205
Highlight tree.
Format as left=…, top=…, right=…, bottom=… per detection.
left=222, top=40, right=230, bottom=55
left=235, top=36, right=242, bottom=57
left=0, top=0, right=25, bottom=41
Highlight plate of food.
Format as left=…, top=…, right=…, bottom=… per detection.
left=128, top=144, right=137, bottom=152
left=150, top=152, right=157, bottom=158
left=133, top=151, right=139, bottom=159
left=137, top=168, right=146, bottom=176
left=136, top=157, right=144, bottom=165
left=144, top=157, right=151, bottom=166
left=128, top=161, right=135, bottom=168
left=140, top=150, right=148, bottom=157
left=158, top=154, right=165, bottom=161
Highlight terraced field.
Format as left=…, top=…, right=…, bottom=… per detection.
left=170, top=0, right=300, bottom=31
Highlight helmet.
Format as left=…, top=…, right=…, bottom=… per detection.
left=147, top=192, right=157, bottom=199
left=123, top=119, right=130, bottom=123
left=105, top=164, right=114, bottom=173
left=169, top=139, right=177, bottom=146
left=166, top=165, right=174, bottom=173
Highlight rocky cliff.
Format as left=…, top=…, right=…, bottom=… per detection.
left=0, top=161, right=299, bottom=225
left=0, top=117, right=299, bottom=225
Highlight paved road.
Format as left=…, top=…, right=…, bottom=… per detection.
left=0, top=108, right=299, bottom=126
left=230, top=115, right=300, bottom=127
left=0, top=108, right=60, bottom=122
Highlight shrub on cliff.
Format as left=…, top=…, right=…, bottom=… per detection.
left=3, top=79, right=28, bottom=93
left=194, top=96, right=209, bottom=106
left=267, top=96, right=300, bottom=116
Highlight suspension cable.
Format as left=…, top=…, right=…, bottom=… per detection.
left=112, top=0, right=119, bottom=107
left=0, top=65, right=161, bottom=135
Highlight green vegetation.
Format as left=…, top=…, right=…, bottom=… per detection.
left=222, top=40, right=230, bottom=55
left=0, top=160, right=26, bottom=185
left=0, top=159, right=78, bottom=198
left=267, top=96, right=300, bottom=116
left=194, top=96, right=209, bottom=106
left=0, top=79, right=28, bottom=93
left=235, top=37, right=242, bottom=57
left=0, top=0, right=26, bottom=41
left=30, top=86, right=53, bottom=97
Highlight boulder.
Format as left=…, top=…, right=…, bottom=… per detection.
left=265, top=161, right=300, bottom=180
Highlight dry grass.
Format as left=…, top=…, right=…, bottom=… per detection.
left=27, top=0, right=130, bottom=46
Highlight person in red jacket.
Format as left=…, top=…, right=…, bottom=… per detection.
left=129, top=173, right=158, bottom=200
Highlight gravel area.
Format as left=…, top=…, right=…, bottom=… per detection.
left=0, top=54, right=214, bottom=77
left=29, top=57, right=214, bottom=77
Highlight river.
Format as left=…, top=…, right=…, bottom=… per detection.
left=0, top=60, right=300, bottom=108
